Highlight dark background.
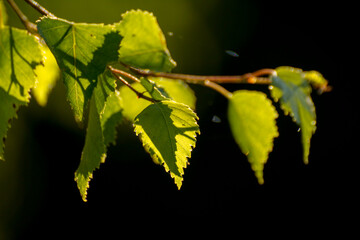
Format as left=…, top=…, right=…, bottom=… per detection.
left=0, top=0, right=356, bottom=237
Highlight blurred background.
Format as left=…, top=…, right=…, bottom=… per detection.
left=0, top=0, right=355, bottom=237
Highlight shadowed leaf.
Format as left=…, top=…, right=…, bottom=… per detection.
left=37, top=17, right=122, bottom=124
left=270, top=66, right=316, bottom=164
left=0, top=27, right=42, bottom=160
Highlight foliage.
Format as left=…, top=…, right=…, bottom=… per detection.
left=228, top=90, right=278, bottom=184
left=0, top=1, right=329, bottom=201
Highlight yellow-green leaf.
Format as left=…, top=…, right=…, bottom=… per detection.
left=74, top=95, right=106, bottom=202
left=37, top=17, right=122, bottom=124
left=228, top=90, right=278, bottom=184
left=33, top=42, right=60, bottom=107
left=134, top=101, right=199, bottom=189
left=74, top=73, right=122, bottom=201
left=117, top=10, right=176, bottom=72
left=0, top=0, right=7, bottom=28
left=270, top=66, right=316, bottom=164
left=0, top=27, right=42, bottom=160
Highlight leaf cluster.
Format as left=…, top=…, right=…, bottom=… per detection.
left=0, top=1, right=329, bottom=201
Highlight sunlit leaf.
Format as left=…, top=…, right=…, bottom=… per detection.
left=33, top=42, right=60, bottom=107
left=117, top=10, right=176, bottom=72
left=304, top=70, right=329, bottom=93
left=134, top=101, right=199, bottom=188
left=270, top=66, right=316, bottom=164
left=139, top=77, right=168, bottom=101
left=119, top=82, right=152, bottom=122
left=74, top=95, right=106, bottom=202
left=37, top=17, right=122, bottom=124
left=0, top=0, right=7, bottom=28
left=228, top=90, right=278, bottom=184
left=120, top=76, right=196, bottom=122
left=0, top=27, right=42, bottom=160
left=74, top=73, right=122, bottom=201
left=149, top=77, right=196, bottom=110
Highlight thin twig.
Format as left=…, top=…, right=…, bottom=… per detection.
left=109, top=67, right=141, bottom=83
left=127, top=66, right=275, bottom=84
left=24, top=0, right=55, bottom=17
left=6, top=0, right=37, bottom=33
left=203, top=80, right=233, bottom=99
left=108, top=66, right=157, bottom=103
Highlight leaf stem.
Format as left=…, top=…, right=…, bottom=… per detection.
left=24, top=0, right=55, bottom=17
left=203, top=80, right=233, bottom=99
left=108, top=66, right=157, bottom=103
left=6, top=0, right=37, bottom=33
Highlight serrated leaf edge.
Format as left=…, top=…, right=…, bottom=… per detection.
left=133, top=101, right=199, bottom=189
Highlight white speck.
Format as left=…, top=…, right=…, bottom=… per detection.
left=167, top=32, right=174, bottom=36
left=225, top=50, right=239, bottom=58
left=212, top=115, right=221, bottom=123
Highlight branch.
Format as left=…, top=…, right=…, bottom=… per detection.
left=203, top=80, right=233, bottom=99
left=24, top=0, right=55, bottom=17
left=6, top=0, right=37, bottom=33
left=128, top=66, right=275, bottom=84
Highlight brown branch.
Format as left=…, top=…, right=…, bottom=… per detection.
left=128, top=66, right=275, bottom=84
left=203, top=80, right=233, bottom=99
left=6, top=0, right=37, bottom=33
left=24, top=0, right=55, bottom=17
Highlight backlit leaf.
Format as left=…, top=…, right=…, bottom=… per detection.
left=0, top=0, right=7, bottom=28
left=120, top=77, right=196, bottom=121
left=304, top=70, right=329, bottom=93
left=270, top=66, right=316, bottom=164
left=117, top=10, right=176, bottom=72
left=0, top=27, right=42, bottom=160
left=37, top=17, right=122, bottom=124
left=134, top=101, right=199, bottom=189
left=228, top=90, right=278, bottom=184
left=119, top=82, right=152, bottom=122
left=33, top=42, right=60, bottom=107
left=149, top=77, right=196, bottom=110
left=74, top=95, right=106, bottom=201
left=74, top=73, right=122, bottom=201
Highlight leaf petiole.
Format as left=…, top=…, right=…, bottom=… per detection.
left=108, top=65, right=158, bottom=103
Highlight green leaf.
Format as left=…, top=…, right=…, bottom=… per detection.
left=304, top=70, right=329, bottom=93
left=0, top=0, right=7, bottom=28
left=149, top=77, right=196, bottom=110
left=74, top=95, right=106, bottom=202
left=270, top=66, right=316, bottom=164
left=101, top=91, right=123, bottom=146
left=139, top=77, right=168, bottom=101
left=119, top=82, right=152, bottom=121
left=228, top=90, right=278, bottom=184
left=33, top=42, right=60, bottom=107
left=117, top=10, right=176, bottom=72
left=0, top=89, right=23, bottom=161
left=74, top=73, right=123, bottom=201
left=134, top=101, right=199, bottom=189
left=120, top=77, right=196, bottom=122
left=0, top=27, right=42, bottom=160
left=37, top=17, right=122, bottom=124
left=75, top=73, right=122, bottom=201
